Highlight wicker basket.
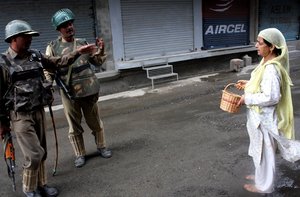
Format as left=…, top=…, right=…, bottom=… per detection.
left=220, top=83, right=242, bottom=113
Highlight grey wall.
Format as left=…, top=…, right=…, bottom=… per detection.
left=94, top=0, right=115, bottom=71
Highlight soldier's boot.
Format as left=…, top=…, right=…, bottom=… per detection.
left=37, top=161, right=59, bottom=197
left=98, top=147, right=112, bottom=158
left=23, top=191, right=42, bottom=197
left=69, top=134, right=86, bottom=168
left=93, top=122, right=112, bottom=158
left=38, top=185, right=59, bottom=197
left=23, top=169, right=41, bottom=197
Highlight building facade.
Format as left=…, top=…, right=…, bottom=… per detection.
left=107, top=0, right=299, bottom=70
left=0, top=0, right=96, bottom=56
left=0, top=0, right=299, bottom=72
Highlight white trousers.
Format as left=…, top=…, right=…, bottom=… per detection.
left=254, top=125, right=276, bottom=193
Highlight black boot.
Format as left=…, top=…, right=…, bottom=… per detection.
left=38, top=185, right=59, bottom=197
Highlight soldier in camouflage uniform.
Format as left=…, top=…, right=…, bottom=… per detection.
left=45, top=8, right=112, bottom=168
left=0, top=20, right=96, bottom=197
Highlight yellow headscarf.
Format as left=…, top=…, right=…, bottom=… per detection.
left=245, top=28, right=295, bottom=139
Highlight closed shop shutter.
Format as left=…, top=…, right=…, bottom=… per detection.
left=0, top=0, right=95, bottom=53
left=202, top=0, right=250, bottom=49
left=120, top=0, right=194, bottom=61
left=259, top=0, right=300, bottom=41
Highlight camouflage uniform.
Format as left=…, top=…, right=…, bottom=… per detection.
left=0, top=47, right=80, bottom=193
left=45, top=37, right=109, bottom=162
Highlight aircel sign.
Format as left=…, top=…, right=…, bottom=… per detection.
left=205, top=24, right=246, bottom=35
left=202, top=0, right=250, bottom=49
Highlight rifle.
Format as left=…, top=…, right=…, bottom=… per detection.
left=3, top=132, right=16, bottom=191
left=54, top=73, right=73, bottom=100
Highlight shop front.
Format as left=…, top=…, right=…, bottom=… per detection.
left=259, top=0, right=300, bottom=41
left=109, top=0, right=256, bottom=69
left=202, top=0, right=250, bottom=49
left=0, top=0, right=96, bottom=56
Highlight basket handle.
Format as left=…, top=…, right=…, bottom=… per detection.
left=224, top=83, right=237, bottom=91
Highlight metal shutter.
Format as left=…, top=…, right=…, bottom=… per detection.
left=259, top=0, right=300, bottom=41
left=202, top=0, right=250, bottom=49
left=120, top=0, right=194, bottom=61
left=0, top=0, right=95, bottom=53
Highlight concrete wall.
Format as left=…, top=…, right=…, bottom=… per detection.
left=94, top=0, right=115, bottom=71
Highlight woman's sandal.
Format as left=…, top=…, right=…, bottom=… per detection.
left=245, top=175, right=255, bottom=181
left=243, top=184, right=263, bottom=193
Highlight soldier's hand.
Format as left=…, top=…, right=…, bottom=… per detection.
left=0, top=126, right=11, bottom=140
left=96, top=37, right=105, bottom=50
left=77, top=44, right=97, bottom=55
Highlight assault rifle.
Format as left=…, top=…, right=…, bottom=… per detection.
left=3, top=132, right=16, bottom=191
left=54, top=73, right=73, bottom=100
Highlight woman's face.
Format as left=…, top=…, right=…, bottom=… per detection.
left=255, top=36, right=271, bottom=57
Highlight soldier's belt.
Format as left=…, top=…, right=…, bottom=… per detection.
left=59, top=64, right=90, bottom=75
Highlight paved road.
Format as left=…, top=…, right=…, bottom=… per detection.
left=1, top=59, right=300, bottom=197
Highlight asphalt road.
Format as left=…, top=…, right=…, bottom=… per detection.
left=0, top=58, right=300, bottom=197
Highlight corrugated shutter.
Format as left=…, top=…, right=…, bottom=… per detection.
left=0, top=0, right=95, bottom=53
left=202, top=0, right=250, bottom=49
left=120, top=0, right=194, bottom=61
left=259, top=0, right=300, bottom=41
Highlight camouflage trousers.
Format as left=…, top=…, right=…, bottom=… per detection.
left=10, top=109, right=48, bottom=192
left=61, top=90, right=106, bottom=156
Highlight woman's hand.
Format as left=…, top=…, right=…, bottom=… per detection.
left=237, top=95, right=245, bottom=107
left=235, top=80, right=248, bottom=90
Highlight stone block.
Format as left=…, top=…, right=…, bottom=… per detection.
left=243, top=54, right=252, bottom=66
left=230, top=58, right=244, bottom=72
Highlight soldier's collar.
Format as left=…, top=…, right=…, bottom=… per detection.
left=8, top=47, right=30, bottom=59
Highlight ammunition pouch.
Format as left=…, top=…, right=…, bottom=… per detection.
left=59, top=64, right=90, bottom=75
left=56, top=64, right=100, bottom=99
left=5, top=68, right=54, bottom=111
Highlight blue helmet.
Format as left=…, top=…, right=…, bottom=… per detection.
left=5, top=20, right=39, bottom=43
left=51, top=8, right=75, bottom=30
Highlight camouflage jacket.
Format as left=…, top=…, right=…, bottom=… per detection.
left=45, top=37, right=106, bottom=99
left=0, top=47, right=80, bottom=124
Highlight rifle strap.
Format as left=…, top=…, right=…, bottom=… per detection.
left=1, top=54, right=13, bottom=98
left=1, top=54, right=11, bottom=83
left=1, top=54, right=11, bottom=67
left=66, top=39, right=77, bottom=86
